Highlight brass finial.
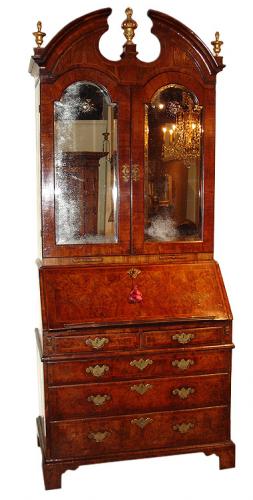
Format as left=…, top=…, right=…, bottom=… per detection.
left=211, top=32, right=223, bottom=57
left=121, top=7, right=137, bottom=45
left=33, top=21, right=46, bottom=47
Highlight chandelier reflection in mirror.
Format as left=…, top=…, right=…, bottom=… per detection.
left=155, top=86, right=202, bottom=168
left=144, top=84, right=203, bottom=242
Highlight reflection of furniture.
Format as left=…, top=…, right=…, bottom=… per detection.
left=30, top=8, right=235, bottom=490
left=61, top=151, right=108, bottom=235
left=162, top=160, right=188, bottom=224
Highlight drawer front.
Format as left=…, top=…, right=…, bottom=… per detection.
left=143, top=326, right=227, bottom=348
left=48, top=349, right=231, bottom=385
left=50, top=406, right=229, bottom=459
left=46, top=331, right=140, bottom=355
left=48, top=373, right=229, bottom=419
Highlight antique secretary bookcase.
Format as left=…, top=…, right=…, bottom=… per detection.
left=29, top=7, right=235, bottom=490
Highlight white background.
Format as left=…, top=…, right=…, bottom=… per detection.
left=1, top=0, right=253, bottom=498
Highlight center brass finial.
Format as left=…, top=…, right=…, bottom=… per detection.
left=121, top=7, right=138, bottom=45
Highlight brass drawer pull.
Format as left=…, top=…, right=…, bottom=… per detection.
left=131, top=417, right=153, bottom=429
left=131, top=383, right=153, bottom=395
left=87, top=394, right=111, bottom=406
left=130, top=358, right=153, bottom=371
left=172, top=359, right=194, bottom=370
left=86, top=364, right=109, bottom=377
left=172, top=332, right=195, bottom=344
left=173, top=422, right=195, bottom=434
left=88, top=431, right=111, bottom=443
left=172, top=387, right=195, bottom=400
left=85, top=337, right=109, bottom=350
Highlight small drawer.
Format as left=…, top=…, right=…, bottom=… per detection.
left=48, top=348, right=231, bottom=385
left=45, top=330, right=140, bottom=355
left=48, top=373, right=229, bottom=420
left=143, top=326, right=227, bottom=349
left=50, top=406, right=229, bottom=459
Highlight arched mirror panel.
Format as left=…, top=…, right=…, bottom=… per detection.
left=144, top=84, right=203, bottom=242
left=54, top=81, right=118, bottom=245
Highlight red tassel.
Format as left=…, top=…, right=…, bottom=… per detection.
left=129, top=285, right=143, bottom=304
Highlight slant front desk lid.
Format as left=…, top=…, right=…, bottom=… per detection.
left=41, top=261, right=232, bottom=330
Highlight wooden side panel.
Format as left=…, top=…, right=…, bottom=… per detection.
left=41, top=261, right=231, bottom=329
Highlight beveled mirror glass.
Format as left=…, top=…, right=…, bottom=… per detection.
left=144, top=84, right=203, bottom=242
left=54, top=81, right=118, bottom=245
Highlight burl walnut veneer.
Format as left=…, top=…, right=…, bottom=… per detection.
left=30, top=7, right=235, bottom=490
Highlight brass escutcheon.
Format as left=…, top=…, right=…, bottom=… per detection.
left=131, top=417, right=153, bottom=429
left=132, top=164, right=140, bottom=182
left=130, top=358, right=153, bottom=371
left=127, top=268, right=141, bottom=279
left=172, top=332, right=195, bottom=344
left=131, top=383, right=153, bottom=395
left=86, top=364, right=109, bottom=377
left=88, top=431, right=111, bottom=442
left=172, top=387, right=195, bottom=400
left=121, top=164, right=140, bottom=182
left=85, top=337, right=109, bottom=350
left=172, top=359, right=194, bottom=370
left=122, top=164, right=130, bottom=182
left=173, top=422, right=195, bottom=434
left=87, top=394, right=111, bottom=406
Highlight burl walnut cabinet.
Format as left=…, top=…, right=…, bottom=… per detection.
left=29, top=7, right=235, bottom=490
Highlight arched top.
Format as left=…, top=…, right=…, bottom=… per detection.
left=29, top=7, right=224, bottom=82
left=150, top=84, right=200, bottom=106
left=55, top=81, right=113, bottom=122
left=148, top=9, right=224, bottom=75
left=57, top=80, right=112, bottom=104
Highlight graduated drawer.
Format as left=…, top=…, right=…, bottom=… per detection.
left=143, top=325, right=228, bottom=348
left=48, top=348, right=231, bottom=385
left=45, top=330, right=140, bottom=355
left=48, top=373, right=229, bottom=419
left=49, top=406, right=229, bottom=459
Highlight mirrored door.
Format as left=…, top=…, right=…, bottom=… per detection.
left=40, top=72, right=131, bottom=258
left=131, top=82, right=207, bottom=255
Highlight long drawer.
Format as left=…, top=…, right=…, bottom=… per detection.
left=48, top=373, right=229, bottom=419
left=49, top=406, right=230, bottom=459
left=47, top=349, right=231, bottom=385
